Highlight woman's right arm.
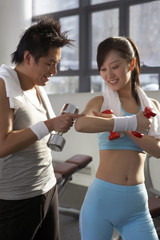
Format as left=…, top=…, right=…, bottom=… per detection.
left=75, top=96, right=114, bottom=133
left=75, top=96, right=151, bottom=134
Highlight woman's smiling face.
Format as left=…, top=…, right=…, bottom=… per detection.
left=99, top=50, right=132, bottom=92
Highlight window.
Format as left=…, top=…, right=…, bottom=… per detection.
left=91, top=8, right=119, bottom=69
left=33, top=0, right=79, bottom=15
left=44, top=76, right=79, bottom=94
left=32, top=0, right=160, bottom=94
left=91, top=75, right=106, bottom=93
left=129, top=0, right=160, bottom=91
left=91, top=0, right=118, bottom=4
left=130, top=1, right=160, bottom=67
left=59, top=16, right=79, bottom=71
left=140, top=74, right=159, bottom=91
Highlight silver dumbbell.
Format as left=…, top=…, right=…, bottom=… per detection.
left=47, top=103, right=79, bottom=152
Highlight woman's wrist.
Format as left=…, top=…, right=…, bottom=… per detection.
left=113, top=115, right=137, bottom=132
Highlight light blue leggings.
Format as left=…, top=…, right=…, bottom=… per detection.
left=79, top=178, right=159, bottom=240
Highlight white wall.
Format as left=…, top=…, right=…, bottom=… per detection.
left=0, top=0, right=32, bottom=65
left=49, top=90, right=160, bottom=187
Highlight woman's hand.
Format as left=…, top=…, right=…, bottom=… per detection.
left=92, top=111, right=114, bottom=119
left=136, top=111, right=152, bottom=134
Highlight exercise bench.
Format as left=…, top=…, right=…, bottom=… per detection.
left=53, top=154, right=92, bottom=217
left=148, top=196, right=160, bottom=238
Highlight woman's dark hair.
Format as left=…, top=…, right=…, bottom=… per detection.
left=97, top=36, right=141, bottom=103
left=11, top=17, right=72, bottom=64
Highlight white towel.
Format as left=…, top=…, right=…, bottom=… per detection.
left=0, top=64, right=55, bottom=119
left=36, top=86, right=55, bottom=119
left=101, top=85, right=160, bottom=139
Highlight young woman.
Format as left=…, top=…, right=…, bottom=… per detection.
left=75, top=36, right=160, bottom=240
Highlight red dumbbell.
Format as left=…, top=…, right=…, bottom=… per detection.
left=132, top=106, right=156, bottom=138
left=102, top=110, right=120, bottom=141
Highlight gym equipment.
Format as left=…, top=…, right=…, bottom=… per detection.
left=47, top=103, right=79, bottom=151
left=54, top=154, right=92, bottom=217
left=132, top=106, right=156, bottom=138
left=102, top=110, right=120, bottom=141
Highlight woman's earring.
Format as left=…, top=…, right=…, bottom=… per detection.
left=130, top=58, right=136, bottom=71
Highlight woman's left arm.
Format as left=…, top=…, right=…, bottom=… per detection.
left=126, top=133, right=160, bottom=158
left=126, top=98, right=160, bottom=158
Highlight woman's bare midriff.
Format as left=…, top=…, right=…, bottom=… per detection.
left=96, top=150, right=146, bottom=186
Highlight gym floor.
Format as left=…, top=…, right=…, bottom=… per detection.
left=59, top=183, right=86, bottom=240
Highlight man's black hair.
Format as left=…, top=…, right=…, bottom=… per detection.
left=11, top=17, right=72, bottom=64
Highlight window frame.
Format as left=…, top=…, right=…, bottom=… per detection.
left=32, top=0, right=160, bottom=92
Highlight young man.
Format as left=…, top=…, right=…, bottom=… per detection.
left=0, top=17, right=80, bottom=240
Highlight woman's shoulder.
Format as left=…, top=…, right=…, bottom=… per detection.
left=82, top=95, right=104, bottom=114
left=90, top=95, right=104, bottom=103
left=88, top=95, right=104, bottom=108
